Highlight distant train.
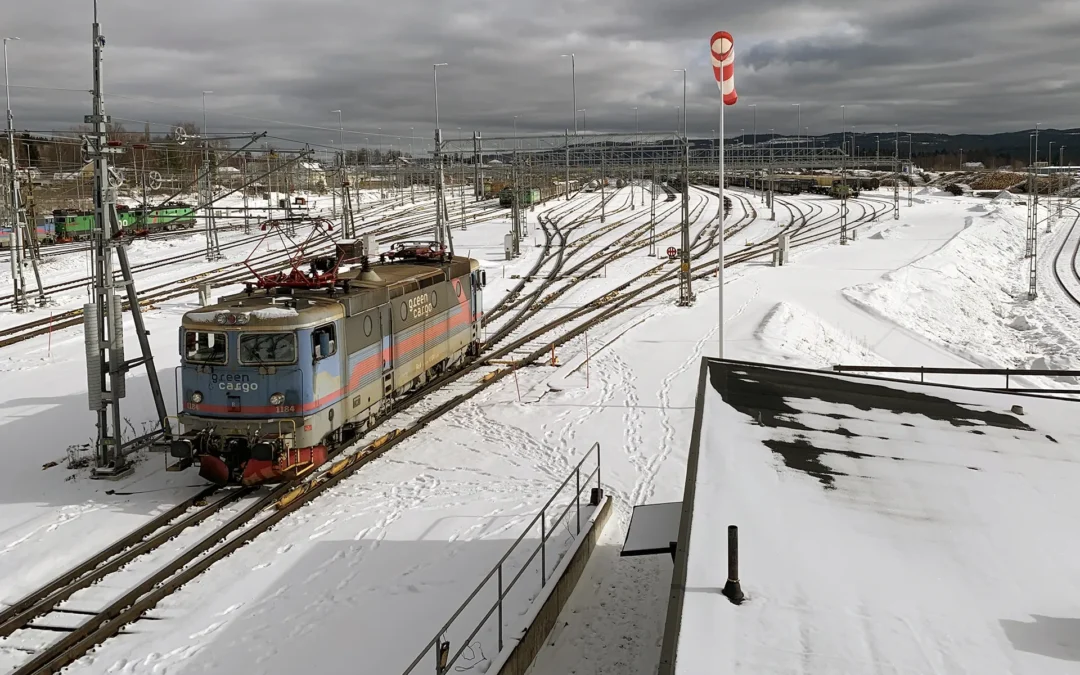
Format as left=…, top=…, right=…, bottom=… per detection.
left=0, top=215, right=56, bottom=248
left=498, top=185, right=560, bottom=207
left=499, top=187, right=541, bottom=207
left=1, top=203, right=197, bottom=246
left=172, top=241, right=487, bottom=485
left=50, top=203, right=197, bottom=242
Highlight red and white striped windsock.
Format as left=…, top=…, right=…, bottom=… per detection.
left=710, top=31, right=737, bottom=105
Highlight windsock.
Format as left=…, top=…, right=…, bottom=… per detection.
left=710, top=31, right=737, bottom=105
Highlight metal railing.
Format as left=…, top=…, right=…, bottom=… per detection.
left=402, top=442, right=602, bottom=675
left=831, top=365, right=1080, bottom=394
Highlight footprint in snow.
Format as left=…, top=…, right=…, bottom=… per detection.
left=188, top=621, right=225, bottom=639
left=276, top=544, right=293, bottom=555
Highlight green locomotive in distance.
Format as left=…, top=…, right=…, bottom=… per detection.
left=53, top=202, right=197, bottom=242
left=498, top=187, right=541, bottom=208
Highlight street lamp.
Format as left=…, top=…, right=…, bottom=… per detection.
left=331, top=109, right=343, bottom=166
left=561, top=53, right=576, bottom=135
left=577, top=108, right=586, bottom=134
left=433, top=63, right=448, bottom=130
left=792, top=103, right=801, bottom=149
left=674, top=69, right=687, bottom=137
left=201, top=90, right=213, bottom=148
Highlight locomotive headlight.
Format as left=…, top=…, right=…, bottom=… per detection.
left=270, top=392, right=285, bottom=405
left=190, top=391, right=204, bottom=404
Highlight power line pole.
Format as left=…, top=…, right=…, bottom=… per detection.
left=84, top=1, right=171, bottom=478
left=4, top=36, right=45, bottom=310
left=893, top=126, right=900, bottom=220
left=678, top=130, right=694, bottom=306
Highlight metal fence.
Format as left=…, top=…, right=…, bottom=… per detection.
left=401, top=442, right=602, bottom=675
left=831, top=365, right=1080, bottom=394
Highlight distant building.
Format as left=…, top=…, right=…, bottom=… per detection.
left=962, top=161, right=984, bottom=169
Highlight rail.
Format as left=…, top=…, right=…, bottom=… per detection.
left=402, top=442, right=603, bottom=675
left=831, top=365, right=1080, bottom=394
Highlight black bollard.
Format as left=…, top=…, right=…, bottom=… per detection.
left=722, top=525, right=745, bottom=605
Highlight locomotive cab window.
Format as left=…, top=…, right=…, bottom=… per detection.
left=313, top=324, right=337, bottom=360
left=239, top=332, right=297, bottom=365
left=185, top=331, right=227, bottom=365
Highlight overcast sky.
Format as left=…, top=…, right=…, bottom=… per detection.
left=5, top=0, right=1080, bottom=150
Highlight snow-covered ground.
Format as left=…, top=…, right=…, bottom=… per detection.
left=0, top=185, right=1077, bottom=674
left=678, top=362, right=1080, bottom=674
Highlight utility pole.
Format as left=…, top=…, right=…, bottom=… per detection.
left=769, top=129, right=775, bottom=221
left=1028, top=125, right=1040, bottom=300
left=432, top=62, right=444, bottom=247
left=510, top=149, right=520, bottom=256
left=893, top=126, right=900, bottom=220
left=564, top=128, right=571, bottom=201
left=600, top=142, right=606, bottom=223
left=632, top=107, right=638, bottom=209
left=201, top=90, right=220, bottom=260
left=84, top=1, right=171, bottom=478
left=678, top=130, right=694, bottom=306
left=840, top=108, right=848, bottom=244
left=649, top=164, right=657, bottom=256
left=4, top=36, right=45, bottom=310
left=241, top=154, right=251, bottom=234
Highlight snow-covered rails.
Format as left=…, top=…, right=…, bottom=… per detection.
left=173, top=253, right=487, bottom=486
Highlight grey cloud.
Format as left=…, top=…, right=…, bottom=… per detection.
left=3, top=0, right=1079, bottom=151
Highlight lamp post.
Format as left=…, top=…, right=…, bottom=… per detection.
left=561, top=53, right=576, bottom=135
left=792, top=103, right=801, bottom=159
left=578, top=108, right=586, bottom=134
left=331, top=109, right=343, bottom=164
left=675, top=69, right=687, bottom=137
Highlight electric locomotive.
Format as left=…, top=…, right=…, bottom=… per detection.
left=172, top=240, right=486, bottom=485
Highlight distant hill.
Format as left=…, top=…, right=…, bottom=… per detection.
left=729, top=129, right=1080, bottom=170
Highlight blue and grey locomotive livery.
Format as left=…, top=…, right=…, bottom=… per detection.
left=173, top=245, right=486, bottom=485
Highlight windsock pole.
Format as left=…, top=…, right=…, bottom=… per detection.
left=711, top=31, right=736, bottom=360
left=718, top=90, right=725, bottom=359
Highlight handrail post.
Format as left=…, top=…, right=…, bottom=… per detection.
left=1006, top=371, right=1010, bottom=390
left=497, top=564, right=504, bottom=651
left=541, top=508, right=547, bottom=587
left=575, top=465, right=581, bottom=535
left=596, top=442, right=601, bottom=491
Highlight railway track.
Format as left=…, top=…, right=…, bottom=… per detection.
left=0, top=187, right=889, bottom=673
left=0, top=193, right=515, bottom=347
left=1050, top=205, right=1080, bottom=307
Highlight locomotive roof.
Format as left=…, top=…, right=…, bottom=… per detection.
left=181, top=255, right=477, bottom=329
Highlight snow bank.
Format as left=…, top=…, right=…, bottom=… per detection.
left=185, top=310, right=227, bottom=323
left=250, top=306, right=299, bottom=320
left=841, top=205, right=1080, bottom=386
left=754, top=301, right=890, bottom=369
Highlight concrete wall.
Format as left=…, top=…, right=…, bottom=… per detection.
left=495, top=495, right=613, bottom=675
